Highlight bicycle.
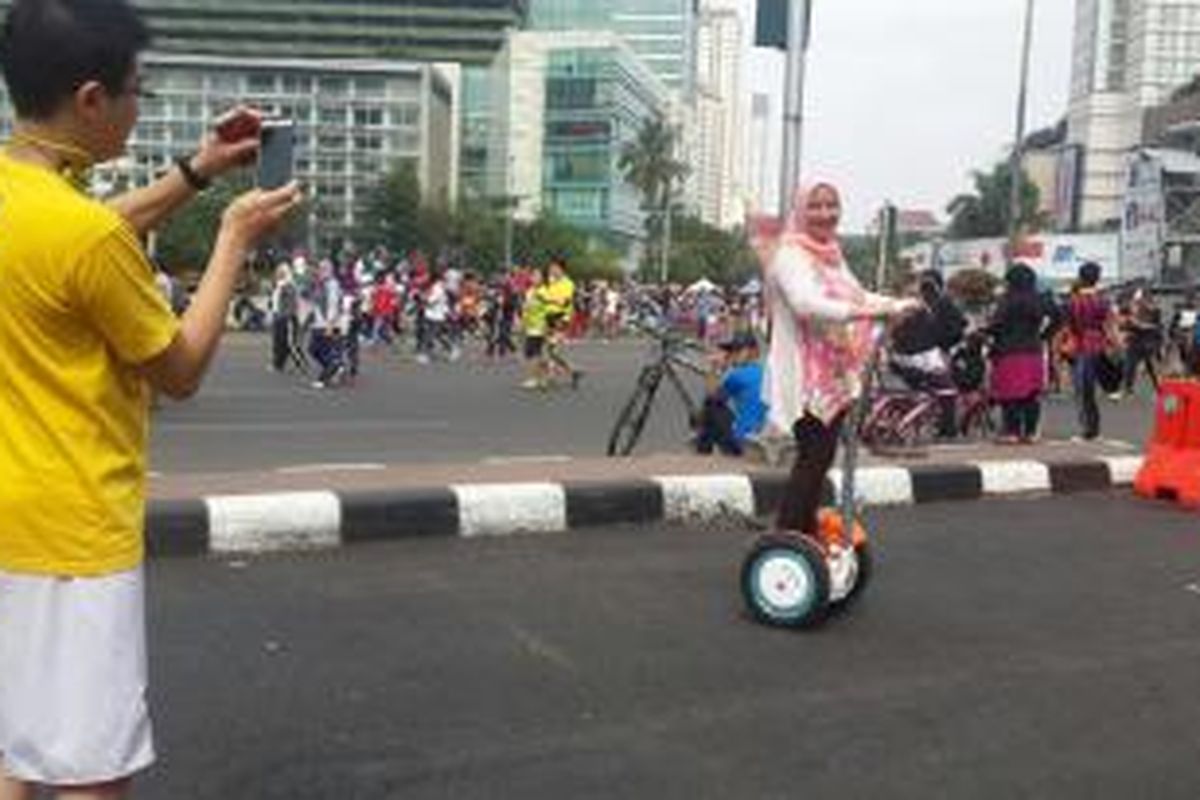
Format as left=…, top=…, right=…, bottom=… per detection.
left=860, top=344, right=994, bottom=452
left=607, top=320, right=708, bottom=457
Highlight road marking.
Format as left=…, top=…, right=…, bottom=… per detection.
left=276, top=463, right=387, bottom=475
left=481, top=455, right=573, bottom=465
left=973, top=460, right=1051, bottom=495
left=828, top=466, right=915, bottom=507
left=1184, top=583, right=1200, bottom=596
left=452, top=483, right=567, bottom=537
left=1098, top=455, right=1144, bottom=486
left=156, top=420, right=451, bottom=433
left=206, top=491, right=341, bottom=553
left=654, top=474, right=755, bottom=521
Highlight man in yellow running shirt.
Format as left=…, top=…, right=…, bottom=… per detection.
left=537, top=256, right=583, bottom=389
left=0, top=1, right=301, bottom=796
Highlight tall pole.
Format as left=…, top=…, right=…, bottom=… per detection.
left=1008, top=0, right=1035, bottom=256
left=504, top=154, right=515, bottom=271
left=779, top=0, right=812, bottom=212
left=660, top=194, right=673, bottom=285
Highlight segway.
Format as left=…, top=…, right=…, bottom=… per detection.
left=740, top=324, right=884, bottom=629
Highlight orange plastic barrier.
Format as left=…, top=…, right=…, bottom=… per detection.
left=1134, top=380, right=1200, bottom=507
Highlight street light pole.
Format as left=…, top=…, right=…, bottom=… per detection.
left=779, top=0, right=812, bottom=211
left=1008, top=0, right=1035, bottom=256
left=660, top=194, right=673, bottom=285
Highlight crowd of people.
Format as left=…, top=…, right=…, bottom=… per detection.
left=259, top=247, right=767, bottom=391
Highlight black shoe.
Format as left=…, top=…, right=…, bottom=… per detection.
left=571, top=370, right=584, bottom=390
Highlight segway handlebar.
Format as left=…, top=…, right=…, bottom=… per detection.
left=837, top=320, right=890, bottom=549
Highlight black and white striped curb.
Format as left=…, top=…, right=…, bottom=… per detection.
left=145, top=455, right=1144, bottom=558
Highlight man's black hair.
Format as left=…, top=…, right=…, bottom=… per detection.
left=0, top=0, right=149, bottom=120
left=1078, top=261, right=1102, bottom=288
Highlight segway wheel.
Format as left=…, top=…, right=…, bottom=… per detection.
left=830, top=542, right=874, bottom=615
left=740, top=534, right=831, bottom=629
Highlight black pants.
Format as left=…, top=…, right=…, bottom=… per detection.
left=693, top=397, right=741, bottom=456
left=1073, top=354, right=1101, bottom=440
left=777, top=414, right=844, bottom=535
left=1123, top=342, right=1159, bottom=393
left=1000, top=396, right=1041, bottom=439
left=271, top=316, right=293, bottom=371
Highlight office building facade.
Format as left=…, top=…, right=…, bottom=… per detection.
left=1068, top=0, right=1200, bottom=226
left=0, top=0, right=527, bottom=65
left=486, top=31, right=671, bottom=264
left=693, top=0, right=746, bottom=229
left=0, top=54, right=454, bottom=247
left=529, top=0, right=699, bottom=97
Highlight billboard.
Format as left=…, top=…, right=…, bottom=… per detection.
left=1121, top=152, right=1165, bottom=282
left=904, top=233, right=1122, bottom=288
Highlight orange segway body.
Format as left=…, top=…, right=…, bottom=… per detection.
left=816, top=507, right=868, bottom=550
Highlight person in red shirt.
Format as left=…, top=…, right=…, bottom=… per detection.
left=1066, top=261, right=1118, bottom=440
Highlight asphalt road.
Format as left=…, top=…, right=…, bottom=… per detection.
left=149, top=334, right=1156, bottom=474
left=139, top=493, right=1200, bottom=799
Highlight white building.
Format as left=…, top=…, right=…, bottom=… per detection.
left=0, top=53, right=457, bottom=248
left=1068, top=0, right=1200, bottom=227
left=693, top=0, right=747, bottom=230
left=745, top=92, right=773, bottom=214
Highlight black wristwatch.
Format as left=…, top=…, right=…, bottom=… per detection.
left=175, top=155, right=211, bottom=192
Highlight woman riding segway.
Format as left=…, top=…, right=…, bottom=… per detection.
left=741, top=182, right=918, bottom=629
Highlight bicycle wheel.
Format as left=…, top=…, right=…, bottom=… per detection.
left=959, top=395, right=995, bottom=440
left=607, top=367, right=661, bottom=456
left=893, top=400, right=937, bottom=450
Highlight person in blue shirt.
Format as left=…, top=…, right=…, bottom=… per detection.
left=693, top=332, right=768, bottom=456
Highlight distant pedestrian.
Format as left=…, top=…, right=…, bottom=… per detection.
left=986, top=263, right=1060, bottom=444
left=1066, top=261, right=1118, bottom=441
left=1120, top=288, right=1162, bottom=395
left=269, top=262, right=300, bottom=372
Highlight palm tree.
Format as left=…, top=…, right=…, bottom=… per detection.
left=946, top=161, right=1043, bottom=240
left=618, top=118, right=689, bottom=280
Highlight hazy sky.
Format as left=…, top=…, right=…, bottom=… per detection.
left=738, top=0, right=1075, bottom=231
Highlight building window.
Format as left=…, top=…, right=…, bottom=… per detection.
left=247, top=75, right=277, bottom=94
left=353, top=108, right=384, bottom=127
left=282, top=75, right=312, bottom=94
left=318, top=106, right=345, bottom=125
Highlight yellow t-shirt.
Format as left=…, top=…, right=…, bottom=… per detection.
left=0, top=153, right=180, bottom=577
left=539, top=276, right=575, bottom=318
left=522, top=287, right=548, bottom=337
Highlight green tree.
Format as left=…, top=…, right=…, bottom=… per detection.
left=356, top=159, right=422, bottom=255
left=515, top=213, right=623, bottom=282
left=654, top=216, right=758, bottom=286
left=946, top=161, right=1043, bottom=239
left=618, top=118, right=689, bottom=270
left=155, top=175, right=250, bottom=272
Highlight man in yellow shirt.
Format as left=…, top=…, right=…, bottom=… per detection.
left=536, top=256, right=584, bottom=389
left=0, top=1, right=301, bottom=797
left=519, top=267, right=549, bottom=389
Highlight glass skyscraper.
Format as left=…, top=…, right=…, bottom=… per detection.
left=0, top=0, right=527, bottom=65
left=529, top=0, right=698, bottom=96
left=485, top=31, right=671, bottom=264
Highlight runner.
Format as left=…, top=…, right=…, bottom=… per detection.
left=540, top=256, right=583, bottom=389
left=520, top=267, right=549, bottom=389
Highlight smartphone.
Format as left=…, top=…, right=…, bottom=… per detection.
left=257, top=120, right=295, bottom=190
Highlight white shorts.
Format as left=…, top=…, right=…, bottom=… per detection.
left=0, top=567, right=154, bottom=785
